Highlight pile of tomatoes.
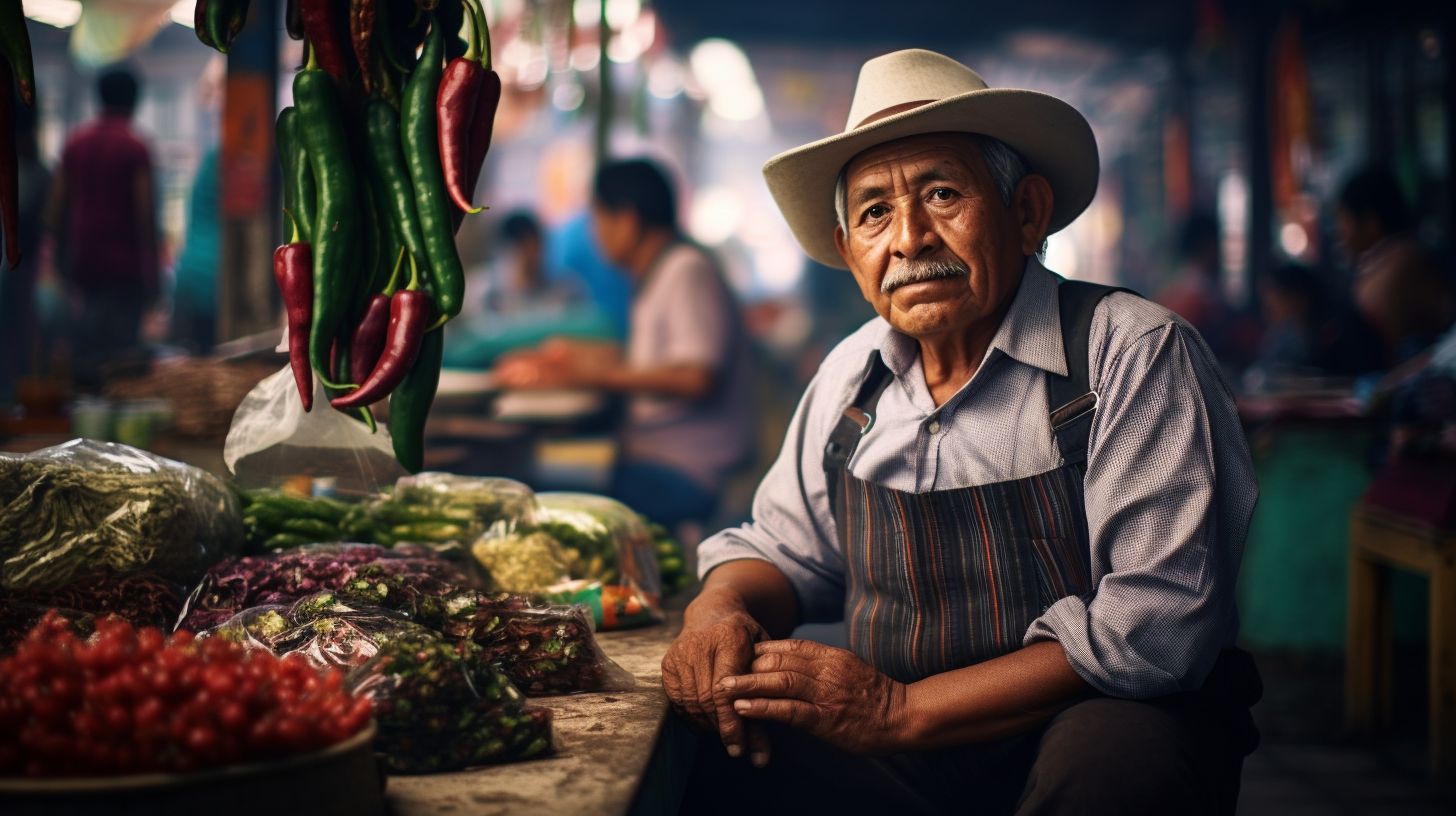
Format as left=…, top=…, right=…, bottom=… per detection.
left=0, top=610, right=373, bottom=777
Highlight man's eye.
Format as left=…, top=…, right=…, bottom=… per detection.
left=930, top=188, right=957, bottom=201
left=864, top=205, right=889, bottom=220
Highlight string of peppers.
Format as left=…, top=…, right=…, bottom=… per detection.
left=0, top=1, right=37, bottom=271
left=201, top=0, right=500, bottom=472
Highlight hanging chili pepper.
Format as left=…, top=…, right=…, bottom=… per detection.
left=299, top=0, right=352, bottom=83
left=0, top=1, right=36, bottom=107
left=273, top=219, right=313, bottom=411
left=437, top=0, right=486, bottom=215
left=390, top=325, right=444, bottom=473
left=462, top=0, right=500, bottom=206
left=294, top=54, right=358, bottom=389
left=206, top=0, right=252, bottom=54
left=402, top=18, right=464, bottom=323
left=275, top=107, right=316, bottom=243
left=365, top=99, right=431, bottom=282
left=0, top=60, right=20, bottom=270
left=349, top=0, right=377, bottom=93
left=333, top=254, right=431, bottom=410
left=349, top=250, right=406, bottom=383
left=194, top=0, right=218, bottom=49
left=286, top=0, right=305, bottom=41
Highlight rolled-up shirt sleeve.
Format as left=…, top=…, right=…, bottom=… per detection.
left=1024, top=320, right=1258, bottom=699
left=697, top=365, right=850, bottom=623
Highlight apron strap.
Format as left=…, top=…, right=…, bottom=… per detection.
left=1047, top=279, right=1134, bottom=466
left=824, top=353, right=895, bottom=517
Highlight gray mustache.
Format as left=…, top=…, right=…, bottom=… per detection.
left=881, top=258, right=970, bottom=294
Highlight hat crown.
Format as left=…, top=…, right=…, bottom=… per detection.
left=845, top=49, right=989, bottom=131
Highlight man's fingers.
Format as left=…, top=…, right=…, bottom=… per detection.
left=710, top=642, right=751, bottom=757
left=749, top=651, right=817, bottom=676
left=716, top=671, right=807, bottom=700
left=754, top=639, right=824, bottom=657
left=746, top=723, right=772, bottom=769
left=733, top=697, right=816, bottom=730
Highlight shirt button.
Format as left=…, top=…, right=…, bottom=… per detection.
left=926, top=419, right=941, bottom=434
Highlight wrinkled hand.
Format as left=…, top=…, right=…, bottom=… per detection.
left=716, top=639, right=910, bottom=757
left=661, top=610, right=773, bottom=764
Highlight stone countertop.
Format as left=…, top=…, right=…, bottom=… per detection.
left=385, top=616, right=682, bottom=816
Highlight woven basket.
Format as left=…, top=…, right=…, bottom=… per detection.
left=106, top=359, right=277, bottom=438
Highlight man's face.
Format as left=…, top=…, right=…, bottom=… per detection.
left=591, top=204, right=639, bottom=268
left=833, top=133, right=1039, bottom=341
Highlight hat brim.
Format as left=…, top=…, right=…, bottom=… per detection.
left=762, top=88, right=1099, bottom=270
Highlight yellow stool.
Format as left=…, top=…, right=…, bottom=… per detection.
left=1346, top=505, right=1456, bottom=779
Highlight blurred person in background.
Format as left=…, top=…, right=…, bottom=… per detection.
left=170, top=146, right=219, bottom=354
left=1337, top=165, right=1452, bottom=362
left=547, top=210, right=633, bottom=339
left=494, top=159, right=755, bottom=529
left=0, top=86, right=52, bottom=403
left=481, top=210, right=576, bottom=315
left=1251, top=262, right=1386, bottom=381
left=46, top=67, right=159, bottom=391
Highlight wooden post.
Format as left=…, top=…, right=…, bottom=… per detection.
left=1346, top=512, right=1392, bottom=735
left=217, top=0, right=280, bottom=343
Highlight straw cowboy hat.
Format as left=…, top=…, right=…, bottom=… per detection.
left=763, top=48, right=1099, bottom=269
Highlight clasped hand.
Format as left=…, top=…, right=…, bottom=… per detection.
left=663, top=620, right=910, bottom=766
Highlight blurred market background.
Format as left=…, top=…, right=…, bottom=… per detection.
left=4, top=0, right=1456, bottom=810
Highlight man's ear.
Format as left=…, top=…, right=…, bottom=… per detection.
left=1013, top=175, right=1055, bottom=256
left=834, top=224, right=851, bottom=267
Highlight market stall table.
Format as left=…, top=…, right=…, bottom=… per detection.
left=386, top=616, right=684, bottom=816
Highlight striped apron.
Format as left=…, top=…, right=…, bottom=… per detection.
left=823, top=280, right=1121, bottom=684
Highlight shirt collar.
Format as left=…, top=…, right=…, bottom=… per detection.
left=876, top=256, right=1069, bottom=379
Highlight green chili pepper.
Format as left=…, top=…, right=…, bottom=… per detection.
left=390, top=325, right=444, bottom=473
left=365, top=99, right=431, bottom=285
left=206, top=0, right=251, bottom=54
left=294, top=61, right=358, bottom=389
left=275, top=107, right=316, bottom=243
left=401, top=20, right=465, bottom=322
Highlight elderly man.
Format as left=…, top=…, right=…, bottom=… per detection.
left=662, top=50, right=1261, bottom=815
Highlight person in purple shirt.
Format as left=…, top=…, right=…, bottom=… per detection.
left=47, top=67, right=158, bottom=390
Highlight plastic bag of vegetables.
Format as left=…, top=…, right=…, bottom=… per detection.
left=325, top=571, right=637, bottom=695
left=0, top=439, right=243, bottom=593
left=520, top=492, right=665, bottom=630
left=177, top=543, right=471, bottom=631
left=205, top=594, right=555, bottom=773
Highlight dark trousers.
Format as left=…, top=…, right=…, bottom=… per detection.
left=682, top=650, right=1261, bottom=816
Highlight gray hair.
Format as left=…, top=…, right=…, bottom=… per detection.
left=834, top=134, right=1047, bottom=257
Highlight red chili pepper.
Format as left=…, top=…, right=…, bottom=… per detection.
left=464, top=67, right=501, bottom=207
left=298, top=0, right=351, bottom=83
left=272, top=237, right=314, bottom=411
left=0, top=59, right=18, bottom=270
left=439, top=0, right=499, bottom=216
left=348, top=0, right=376, bottom=93
left=437, top=58, right=484, bottom=214
left=329, top=290, right=432, bottom=410
left=348, top=294, right=390, bottom=384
